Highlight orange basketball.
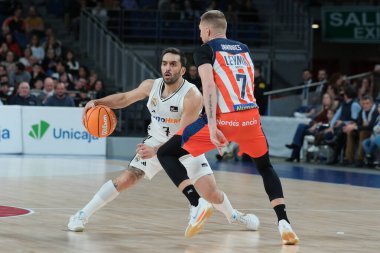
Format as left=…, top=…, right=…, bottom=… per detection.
left=84, top=105, right=117, bottom=138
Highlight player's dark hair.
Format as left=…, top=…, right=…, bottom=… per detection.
left=161, top=48, right=187, bottom=67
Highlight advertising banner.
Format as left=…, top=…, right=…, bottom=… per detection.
left=22, top=106, right=106, bottom=155
left=0, top=106, right=22, bottom=153
left=322, top=7, right=380, bottom=43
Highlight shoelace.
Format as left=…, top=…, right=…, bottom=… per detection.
left=236, top=213, right=248, bottom=224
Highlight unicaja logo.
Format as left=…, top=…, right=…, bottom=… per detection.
left=29, top=120, right=50, bottom=140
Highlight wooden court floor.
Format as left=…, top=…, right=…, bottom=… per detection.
left=0, top=155, right=379, bottom=253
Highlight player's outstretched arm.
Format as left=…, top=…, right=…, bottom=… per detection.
left=82, top=79, right=154, bottom=121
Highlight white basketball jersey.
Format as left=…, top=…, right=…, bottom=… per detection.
left=147, top=78, right=195, bottom=143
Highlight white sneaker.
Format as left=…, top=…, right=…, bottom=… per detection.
left=185, top=198, right=213, bottom=238
left=231, top=210, right=260, bottom=230
left=68, top=211, right=88, bottom=232
left=278, top=219, right=300, bottom=245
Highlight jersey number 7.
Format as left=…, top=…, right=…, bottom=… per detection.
left=236, top=73, right=247, bottom=99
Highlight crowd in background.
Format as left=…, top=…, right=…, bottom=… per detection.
left=0, top=3, right=107, bottom=108
left=284, top=65, right=380, bottom=168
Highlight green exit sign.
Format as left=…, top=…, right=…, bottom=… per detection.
left=322, top=7, right=380, bottom=43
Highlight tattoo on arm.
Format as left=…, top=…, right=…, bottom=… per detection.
left=208, top=94, right=213, bottom=118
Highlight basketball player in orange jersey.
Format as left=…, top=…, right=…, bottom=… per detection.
left=157, top=11, right=299, bottom=245
left=68, top=48, right=260, bottom=237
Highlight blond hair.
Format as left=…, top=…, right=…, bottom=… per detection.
left=200, top=10, right=227, bottom=33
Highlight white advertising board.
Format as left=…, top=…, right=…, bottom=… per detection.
left=22, top=106, right=106, bottom=155
left=0, top=106, right=23, bottom=153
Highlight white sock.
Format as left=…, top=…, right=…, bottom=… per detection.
left=212, top=192, right=236, bottom=223
left=81, top=180, right=120, bottom=219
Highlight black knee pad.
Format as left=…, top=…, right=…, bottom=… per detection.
left=157, top=135, right=190, bottom=187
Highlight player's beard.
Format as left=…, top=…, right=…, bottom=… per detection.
left=163, top=72, right=181, bottom=85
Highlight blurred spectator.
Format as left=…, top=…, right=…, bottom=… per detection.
left=328, top=72, right=345, bottom=103
left=327, top=86, right=361, bottom=165
left=30, top=78, right=44, bottom=98
left=8, top=82, right=39, bottom=106
left=0, top=42, right=8, bottom=61
left=0, top=73, right=9, bottom=84
left=59, top=71, right=75, bottom=90
left=316, top=68, right=328, bottom=94
left=2, top=6, right=27, bottom=48
left=41, top=48, right=57, bottom=76
left=43, top=33, right=62, bottom=57
left=0, top=82, right=11, bottom=104
left=77, top=66, right=89, bottom=82
left=52, top=60, right=73, bottom=83
left=344, top=95, right=377, bottom=167
left=19, top=47, right=37, bottom=70
left=9, top=62, right=31, bottom=86
left=75, top=87, right=90, bottom=107
left=285, top=93, right=335, bottom=162
left=299, top=68, right=314, bottom=108
left=4, top=32, right=21, bottom=57
left=311, top=108, right=337, bottom=149
left=0, top=64, right=7, bottom=77
left=0, top=97, right=2, bottom=105
left=24, top=5, right=45, bottom=37
left=92, top=79, right=106, bottom=99
left=357, top=77, right=371, bottom=101
left=65, top=49, right=79, bottom=77
left=2, top=7, right=25, bottom=34
left=29, top=63, right=46, bottom=87
left=92, top=1, right=107, bottom=23
left=1, top=50, right=17, bottom=75
left=73, top=77, right=88, bottom=92
left=184, top=65, right=201, bottom=91
left=41, top=26, right=53, bottom=45
left=372, top=64, right=380, bottom=101
left=294, top=68, right=318, bottom=119
left=29, top=34, right=45, bottom=61
left=45, top=82, right=75, bottom=107
left=362, top=103, right=380, bottom=166
left=88, top=70, right=98, bottom=89
left=38, top=77, right=55, bottom=104
left=254, top=65, right=270, bottom=115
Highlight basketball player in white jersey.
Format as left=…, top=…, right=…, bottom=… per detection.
left=68, top=48, right=259, bottom=237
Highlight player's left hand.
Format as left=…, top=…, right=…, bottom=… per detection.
left=136, top=143, right=156, bottom=159
left=209, top=128, right=229, bottom=155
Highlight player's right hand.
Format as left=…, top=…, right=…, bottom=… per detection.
left=209, top=128, right=229, bottom=155
left=82, top=100, right=96, bottom=124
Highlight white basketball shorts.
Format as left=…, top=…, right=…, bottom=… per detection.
left=129, top=136, right=213, bottom=183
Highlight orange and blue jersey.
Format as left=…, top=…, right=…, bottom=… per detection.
left=206, top=38, right=257, bottom=114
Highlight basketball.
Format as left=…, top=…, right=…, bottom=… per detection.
left=84, top=105, right=117, bottom=138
